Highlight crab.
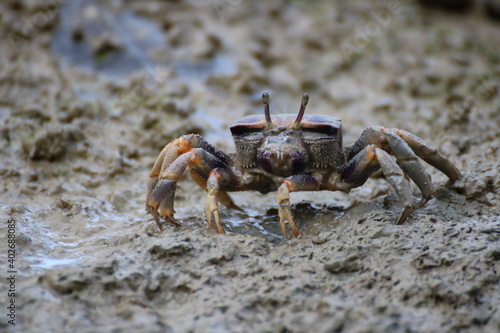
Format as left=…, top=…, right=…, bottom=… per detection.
left=146, top=92, right=461, bottom=239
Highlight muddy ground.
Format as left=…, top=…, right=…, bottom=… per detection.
left=0, top=0, right=499, bottom=332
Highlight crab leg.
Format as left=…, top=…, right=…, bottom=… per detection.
left=189, top=169, right=242, bottom=213
left=147, top=135, right=230, bottom=200
left=146, top=135, right=199, bottom=211
left=146, top=141, right=230, bottom=230
left=276, top=175, right=320, bottom=239
left=348, top=126, right=441, bottom=206
left=205, top=168, right=241, bottom=234
left=337, top=145, right=417, bottom=224
left=390, top=129, right=461, bottom=182
left=381, top=128, right=434, bottom=206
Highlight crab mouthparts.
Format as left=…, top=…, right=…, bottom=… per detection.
left=257, top=144, right=306, bottom=176
left=258, top=148, right=290, bottom=175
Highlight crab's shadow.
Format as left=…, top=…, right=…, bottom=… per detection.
left=216, top=202, right=344, bottom=243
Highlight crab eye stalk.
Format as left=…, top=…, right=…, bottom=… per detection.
left=292, top=93, right=309, bottom=129
left=262, top=91, right=272, bottom=125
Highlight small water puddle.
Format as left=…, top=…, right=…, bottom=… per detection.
left=52, top=0, right=237, bottom=85
left=28, top=257, right=82, bottom=271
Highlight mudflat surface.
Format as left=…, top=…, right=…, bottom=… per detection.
left=0, top=1, right=499, bottom=332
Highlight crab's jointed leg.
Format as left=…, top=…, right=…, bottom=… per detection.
left=348, top=127, right=431, bottom=204
left=391, top=129, right=461, bottom=182
left=338, top=126, right=461, bottom=224
left=146, top=134, right=232, bottom=230
left=276, top=175, right=320, bottom=239
left=337, top=144, right=417, bottom=224
left=205, top=168, right=242, bottom=234
left=381, top=128, right=434, bottom=206
left=348, top=126, right=460, bottom=205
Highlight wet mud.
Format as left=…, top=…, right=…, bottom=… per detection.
left=0, top=1, right=499, bottom=332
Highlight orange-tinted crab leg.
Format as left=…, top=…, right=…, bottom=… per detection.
left=276, top=175, right=320, bottom=239
left=146, top=135, right=199, bottom=228
left=205, top=168, right=242, bottom=234
left=146, top=134, right=231, bottom=230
